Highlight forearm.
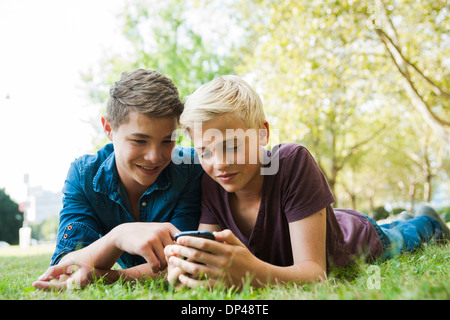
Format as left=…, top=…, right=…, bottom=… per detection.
left=61, top=228, right=123, bottom=270
left=65, top=222, right=179, bottom=273
left=249, top=259, right=327, bottom=287
left=167, top=230, right=328, bottom=289
left=91, top=264, right=160, bottom=283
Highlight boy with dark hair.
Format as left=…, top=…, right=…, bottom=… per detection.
left=33, top=69, right=202, bottom=289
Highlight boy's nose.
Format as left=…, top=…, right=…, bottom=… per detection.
left=213, top=154, right=234, bottom=170
left=213, top=161, right=231, bottom=171
left=144, top=146, right=163, bottom=163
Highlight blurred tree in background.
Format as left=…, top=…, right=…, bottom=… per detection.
left=82, top=0, right=238, bottom=104
left=231, top=0, right=449, bottom=212
left=82, top=0, right=239, bottom=148
left=0, top=189, right=23, bottom=244
left=83, top=0, right=449, bottom=216
left=369, top=0, right=450, bottom=143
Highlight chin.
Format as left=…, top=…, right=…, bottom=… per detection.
left=134, top=174, right=157, bottom=187
left=218, top=182, right=240, bottom=193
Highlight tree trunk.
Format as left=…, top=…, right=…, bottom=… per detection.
left=408, top=175, right=416, bottom=212
left=373, top=0, right=450, bottom=144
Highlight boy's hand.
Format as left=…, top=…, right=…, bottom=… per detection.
left=34, top=222, right=180, bottom=290
left=112, top=222, right=179, bottom=273
left=165, top=229, right=257, bottom=288
left=33, top=253, right=93, bottom=290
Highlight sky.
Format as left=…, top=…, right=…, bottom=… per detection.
left=0, top=0, right=127, bottom=203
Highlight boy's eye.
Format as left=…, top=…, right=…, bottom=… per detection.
left=200, top=149, right=212, bottom=159
left=226, top=145, right=239, bottom=151
left=131, top=139, right=146, bottom=144
left=225, top=143, right=241, bottom=154
left=225, top=139, right=241, bottom=151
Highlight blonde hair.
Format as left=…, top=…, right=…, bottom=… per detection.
left=181, top=75, right=266, bottom=130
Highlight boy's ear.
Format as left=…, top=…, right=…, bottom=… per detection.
left=101, top=116, right=113, bottom=141
left=259, top=121, right=270, bottom=146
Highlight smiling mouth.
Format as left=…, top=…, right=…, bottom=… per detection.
left=138, top=165, right=157, bottom=170
left=136, top=164, right=159, bottom=175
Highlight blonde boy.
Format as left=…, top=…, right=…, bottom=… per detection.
left=164, top=75, right=446, bottom=288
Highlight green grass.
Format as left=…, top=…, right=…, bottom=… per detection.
left=0, top=242, right=448, bottom=300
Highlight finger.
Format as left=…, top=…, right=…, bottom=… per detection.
left=172, top=244, right=200, bottom=258
left=168, top=243, right=218, bottom=267
left=176, top=236, right=221, bottom=254
left=34, top=269, right=84, bottom=291
left=178, top=273, right=216, bottom=289
left=167, top=265, right=183, bottom=286
left=164, top=222, right=181, bottom=240
left=169, top=244, right=204, bottom=263
left=33, top=280, right=50, bottom=290
left=158, top=225, right=182, bottom=268
left=66, top=269, right=83, bottom=290
left=37, top=264, right=70, bottom=281
left=162, top=235, right=176, bottom=247
left=213, top=229, right=245, bottom=246
left=139, top=228, right=177, bottom=273
left=174, top=237, right=235, bottom=269
left=66, top=264, right=80, bottom=275
left=169, top=256, right=217, bottom=279
left=164, top=244, right=176, bottom=257
left=33, top=278, right=68, bottom=291
left=153, top=242, right=168, bottom=271
left=147, top=253, right=161, bottom=274
left=178, top=273, right=202, bottom=288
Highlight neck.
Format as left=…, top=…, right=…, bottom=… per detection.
left=233, top=172, right=264, bottom=202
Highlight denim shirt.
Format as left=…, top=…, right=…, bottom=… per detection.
left=50, top=143, right=203, bottom=268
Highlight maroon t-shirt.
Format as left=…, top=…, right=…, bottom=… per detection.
left=200, top=143, right=383, bottom=269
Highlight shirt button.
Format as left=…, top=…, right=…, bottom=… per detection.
left=142, top=202, right=147, bottom=207
left=67, top=225, right=72, bottom=231
left=63, top=234, right=68, bottom=239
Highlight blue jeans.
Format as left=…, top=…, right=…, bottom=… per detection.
left=366, top=215, right=443, bottom=259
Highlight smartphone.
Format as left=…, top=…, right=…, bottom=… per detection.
left=174, top=231, right=216, bottom=241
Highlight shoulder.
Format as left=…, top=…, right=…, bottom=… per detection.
left=72, top=143, right=114, bottom=171
left=66, top=144, right=114, bottom=182
left=266, top=143, right=316, bottom=175
left=275, top=143, right=311, bottom=160
left=268, top=143, right=327, bottom=195
left=273, top=144, right=334, bottom=222
left=62, top=145, right=116, bottom=201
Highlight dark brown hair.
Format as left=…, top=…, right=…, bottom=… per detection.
left=106, top=69, right=183, bottom=130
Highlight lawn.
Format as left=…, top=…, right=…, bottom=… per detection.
left=0, top=242, right=448, bottom=300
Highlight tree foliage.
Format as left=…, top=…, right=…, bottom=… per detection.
left=230, top=0, right=449, bottom=211
left=83, top=0, right=238, bottom=103
left=0, top=189, right=23, bottom=244
left=83, top=0, right=449, bottom=212
left=369, top=0, right=450, bottom=143
left=83, top=0, right=239, bottom=149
